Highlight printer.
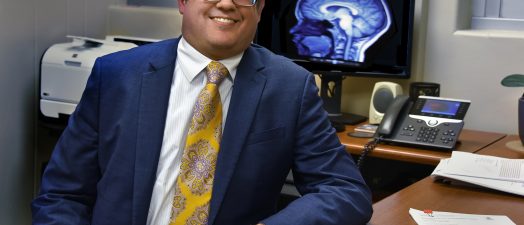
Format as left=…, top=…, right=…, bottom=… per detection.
left=40, top=36, right=140, bottom=119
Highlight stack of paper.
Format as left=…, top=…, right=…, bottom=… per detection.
left=431, top=151, right=524, bottom=196
left=409, top=208, right=516, bottom=225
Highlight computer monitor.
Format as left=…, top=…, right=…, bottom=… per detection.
left=256, top=0, right=415, bottom=124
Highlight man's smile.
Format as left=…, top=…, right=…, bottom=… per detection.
left=211, top=16, right=238, bottom=24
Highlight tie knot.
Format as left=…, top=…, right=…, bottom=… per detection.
left=205, top=61, right=229, bottom=85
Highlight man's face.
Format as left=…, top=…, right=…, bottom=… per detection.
left=178, top=0, right=265, bottom=60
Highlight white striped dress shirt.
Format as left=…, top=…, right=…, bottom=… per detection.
left=146, top=37, right=243, bottom=225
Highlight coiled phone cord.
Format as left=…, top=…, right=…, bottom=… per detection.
left=356, top=136, right=383, bottom=169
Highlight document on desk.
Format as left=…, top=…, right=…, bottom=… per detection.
left=431, top=152, right=524, bottom=196
left=445, top=151, right=524, bottom=183
left=409, top=208, right=516, bottom=225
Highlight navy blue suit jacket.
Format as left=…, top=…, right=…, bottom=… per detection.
left=32, top=38, right=372, bottom=225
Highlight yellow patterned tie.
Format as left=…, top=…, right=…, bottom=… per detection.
left=170, top=61, right=229, bottom=225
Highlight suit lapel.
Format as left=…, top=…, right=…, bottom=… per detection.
left=208, top=47, right=267, bottom=225
left=132, top=39, right=179, bottom=225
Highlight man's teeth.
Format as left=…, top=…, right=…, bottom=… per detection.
left=213, top=17, right=235, bottom=23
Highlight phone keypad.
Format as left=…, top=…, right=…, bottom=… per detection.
left=394, top=120, right=463, bottom=150
left=416, top=127, right=439, bottom=143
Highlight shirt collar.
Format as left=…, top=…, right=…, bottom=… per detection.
left=177, top=37, right=243, bottom=83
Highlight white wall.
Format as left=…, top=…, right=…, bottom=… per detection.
left=0, top=1, right=36, bottom=224
left=423, top=0, right=524, bottom=134
left=0, top=0, right=124, bottom=224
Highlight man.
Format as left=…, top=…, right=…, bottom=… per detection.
left=32, top=0, right=373, bottom=224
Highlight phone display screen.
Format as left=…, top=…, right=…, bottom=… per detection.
left=421, top=99, right=460, bottom=116
left=411, top=97, right=470, bottom=120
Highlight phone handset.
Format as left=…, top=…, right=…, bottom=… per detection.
left=357, top=95, right=410, bottom=169
left=376, top=95, right=411, bottom=137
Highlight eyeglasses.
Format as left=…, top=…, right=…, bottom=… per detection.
left=205, top=0, right=257, bottom=7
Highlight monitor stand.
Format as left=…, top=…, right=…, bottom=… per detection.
left=318, top=73, right=367, bottom=125
left=329, top=113, right=367, bottom=125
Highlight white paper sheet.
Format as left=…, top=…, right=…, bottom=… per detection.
left=409, top=208, right=516, bottom=225
left=432, top=158, right=524, bottom=196
left=445, top=151, right=524, bottom=183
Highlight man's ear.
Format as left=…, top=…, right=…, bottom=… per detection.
left=178, top=0, right=186, bottom=14
left=256, top=0, right=265, bottom=20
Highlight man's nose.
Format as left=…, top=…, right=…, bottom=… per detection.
left=215, top=0, right=237, bottom=10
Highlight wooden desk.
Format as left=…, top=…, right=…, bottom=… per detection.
left=369, top=177, right=524, bottom=225
left=337, top=124, right=506, bottom=165
left=476, top=135, right=524, bottom=158
left=369, top=134, right=524, bottom=225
